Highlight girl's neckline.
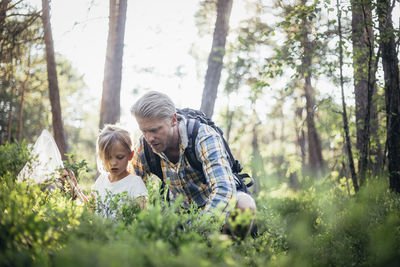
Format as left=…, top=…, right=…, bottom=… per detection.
left=107, top=172, right=130, bottom=183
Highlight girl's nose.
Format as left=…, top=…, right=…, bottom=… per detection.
left=110, top=158, right=117, bottom=166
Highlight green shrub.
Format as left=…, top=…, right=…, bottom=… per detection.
left=1, top=141, right=400, bottom=267
left=0, top=141, right=32, bottom=178
left=0, top=174, right=84, bottom=267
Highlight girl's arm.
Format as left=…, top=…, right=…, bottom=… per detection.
left=61, top=169, right=90, bottom=203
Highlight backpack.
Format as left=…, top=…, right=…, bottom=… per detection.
left=142, top=108, right=254, bottom=195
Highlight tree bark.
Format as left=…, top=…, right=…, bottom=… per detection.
left=300, top=12, right=324, bottom=173
left=200, top=0, right=233, bottom=119
left=351, top=0, right=382, bottom=179
left=17, top=73, right=29, bottom=142
left=6, top=88, right=13, bottom=143
left=41, top=0, right=68, bottom=160
left=377, top=0, right=400, bottom=192
left=99, top=0, right=127, bottom=129
left=339, top=0, right=359, bottom=192
left=0, top=1, right=10, bottom=33
left=17, top=50, right=32, bottom=142
left=224, top=107, right=234, bottom=142
left=0, top=0, right=11, bottom=60
left=295, top=106, right=306, bottom=168
left=250, top=111, right=264, bottom=194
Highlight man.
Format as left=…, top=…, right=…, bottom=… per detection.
left=130, top=91, right=256, bottom=237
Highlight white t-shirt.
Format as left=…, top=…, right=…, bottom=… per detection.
left=91, top=173, right=148, bottom=205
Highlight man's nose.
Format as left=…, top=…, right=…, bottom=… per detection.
left=145, top=133, right=155, bottom=143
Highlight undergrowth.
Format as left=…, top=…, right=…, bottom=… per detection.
left=0, top=142, right=399, bottom=266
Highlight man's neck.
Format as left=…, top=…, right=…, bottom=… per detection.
left=164, top=125, right=180, bottom=164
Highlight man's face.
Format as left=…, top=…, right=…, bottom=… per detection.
left=136, top=115, right=177, bottom=153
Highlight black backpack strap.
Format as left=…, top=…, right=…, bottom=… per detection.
left=184, top=118, right=203, bottom=172
left=143, top=139, right=169, bottom=197
left=221, top=137, right=242, bottom=173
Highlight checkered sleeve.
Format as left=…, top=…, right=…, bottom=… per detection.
left=129, top=136, right=151, bottom=184
left=196, top=125, right=236, bottom=217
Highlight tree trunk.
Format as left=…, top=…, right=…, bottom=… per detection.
left=304, top=75, right=324, bottom=172
left=17, top=75, right=28, bottom=142
left=339, top=0, right=359, bottom=192
left=6, top=66, right=16, bottom=143
left=41, top=0, right=68, bottom=160
left=224, top=107, right=234, bottom=142
left=301, top=14, right=324, bottom=173
left=377, top=0, right=400, bottom=193
left=17, top=50, right=32, bottom=142
left=200, top=0, right=233, bottom=119
left=295, top=106, right=306, bottom=168
left=250, top=112, right=264, bottom=194
left=99, top=0, right=127, bottom=129
left=351, top=0, right=382, bottom=179
left=0, top=0, right=10, bottom=60
left=7, top=91, right=12, bottom=142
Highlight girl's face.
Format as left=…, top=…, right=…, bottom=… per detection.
left=103, top=141, right=132, bottom=182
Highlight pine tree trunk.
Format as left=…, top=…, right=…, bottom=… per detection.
left=339, top=0, right=359, bottom=192
left=17, top=76, right=28, bottom=142
left=304, top=74, right=324, bottom=172
left=200, top=0, right=233, bottom=119
left=224, top=107, right=234, bottom=142
left=301, top=13, right=324, bottom=173
left=377, top=0, right=400, bottom=192
left=295, top=106, right=306, bottom=168
left=99, top=0, right=127, bottom=129
left=0, top=0, right=10, bottom=60
left=250, top=112, right=264, bottom=194
left=351, top=0, right=382, bottom=178
left=6, top=92, right=12, bottom=142
left=17, top=51, right=32, bottom=142
left=41, top=0, right=68, bottom=160
left=302, top=14, right=324, bottom=172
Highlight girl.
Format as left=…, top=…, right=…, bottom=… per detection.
left=63, top=124, right=148, bottom=213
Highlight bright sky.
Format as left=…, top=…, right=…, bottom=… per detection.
left=32, top=0, right=400, bottom=135
left=30, top=0, right=250, bottom=134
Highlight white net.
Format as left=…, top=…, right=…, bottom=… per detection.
left=17, top=129, right=64, bottom=183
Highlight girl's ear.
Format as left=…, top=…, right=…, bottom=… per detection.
left=129, top=150, right=134, bottom=160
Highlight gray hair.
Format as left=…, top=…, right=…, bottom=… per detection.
left=130, top=91, right=176, bottom=120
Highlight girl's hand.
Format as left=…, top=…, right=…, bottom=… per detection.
left=61, top=169, right=89, bottom=203
left=61, top=169, right=78, bottom=187
left=136, top=196, right=147, bottom=210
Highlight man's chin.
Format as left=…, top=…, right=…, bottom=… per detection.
left=151, top=145, right=163, bottom=153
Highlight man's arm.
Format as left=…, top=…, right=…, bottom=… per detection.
left=196, top=125, right=236, bottom=217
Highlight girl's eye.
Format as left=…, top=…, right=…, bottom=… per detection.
left=117, top=155, right=125, bottom=160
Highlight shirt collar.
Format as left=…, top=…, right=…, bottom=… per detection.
left=177, top=114, right=188, bottom=150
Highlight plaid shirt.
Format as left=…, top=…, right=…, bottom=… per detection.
left=130, top=116, right=236, bottom=216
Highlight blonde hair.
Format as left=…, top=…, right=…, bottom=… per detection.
left=130, top=91, right=176, bottom=120
left=96, top=124, right=132, bottom=172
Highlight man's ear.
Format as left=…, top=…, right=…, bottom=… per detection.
left=171, top=113, right=178, bottom=127
left=129, top=151, right=134, bottom=160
